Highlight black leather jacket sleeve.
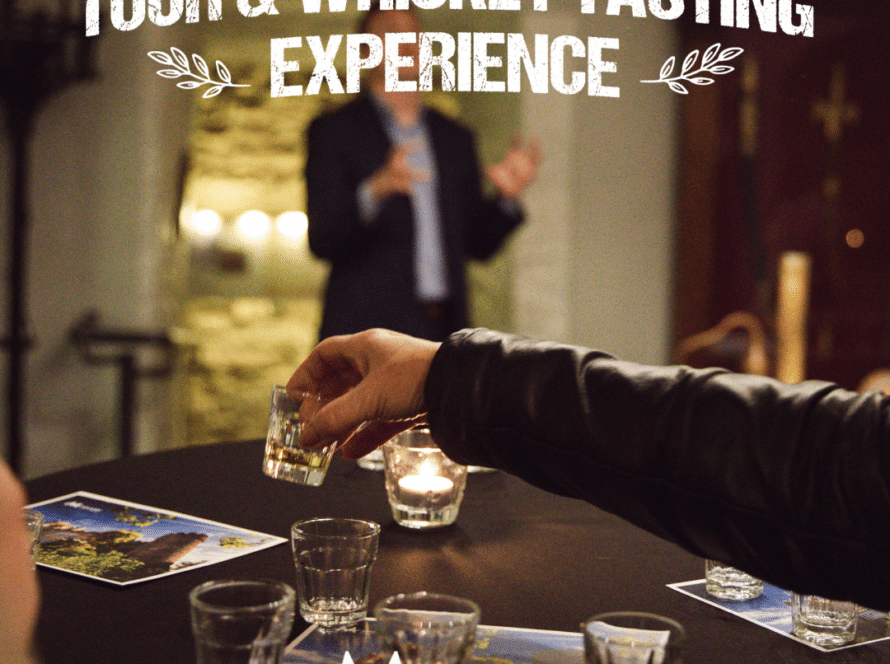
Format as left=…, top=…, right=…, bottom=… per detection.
left=424, top=328, right=890, bottom=611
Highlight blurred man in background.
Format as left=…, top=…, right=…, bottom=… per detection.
left=305, top=4, right=540, bottom=341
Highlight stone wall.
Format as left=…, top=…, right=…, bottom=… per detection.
left=180, top=296, right=320, bottom=446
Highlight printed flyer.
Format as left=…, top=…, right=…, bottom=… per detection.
left=27, top=491, right=287, bottom=586
left=670, top=580, right=890, bottom=653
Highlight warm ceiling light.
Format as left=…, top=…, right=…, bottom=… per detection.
left=237, top=210, right=271, bottom=239
left=189, top=209, right=222, bottom=237
left=276, top=211, right=308, bottom=240
left=845, top=228, right=865, bottom=249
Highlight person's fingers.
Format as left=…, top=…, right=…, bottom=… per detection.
left=296, top=355, right=401, bottom=447
left=394, top=139, right=423, bottom=158
left=287, top=328, right=437, bottom=450
left=408, top=167, right=432, bottom=183
left=487, top=163, right=519, bottom=198
left=338, top=419, right=424, bottom=460
left=297, top=390, right=366, bottom=449
left=491, top=138, right=541, bottom=196
left=390, top=160, right=429, bottom=187
left=389, top=143, right=430, bottom=185
left=286, top=335, right=363, bottom=400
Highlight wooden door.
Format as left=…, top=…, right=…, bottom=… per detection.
left=674, top=5, right=890, bottom=389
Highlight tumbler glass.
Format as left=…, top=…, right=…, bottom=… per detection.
left=263, top=387, right=334, bottom=487
left=584, top=612, right=685, bottom=664
left=291, top=518, right=380, bottom=629
left=374, top=592, right=481, bottom=664
left=22, top=508, right=43, bottom=570
left=189, top=579, right=295, bottom=664
left=791, top=593, right=858, bottom=647
left=705, top=559, right=763, bottom=600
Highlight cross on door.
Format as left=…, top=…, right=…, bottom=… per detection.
left=812, top=64, right=859, bottom=146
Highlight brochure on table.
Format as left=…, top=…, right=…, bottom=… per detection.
left=669, top=580, right=890, bottom=652
left=27, top=491, right=287, bottom=586
left=285, top=620, right=584, bottom=664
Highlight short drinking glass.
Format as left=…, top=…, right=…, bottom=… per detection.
left=374, top=592, right=481, bottom=664
left=189, top=579, right=295, bottom=664
left=584, top=612, right=686, bottom=664
left=705, top=559, right=763, bottom=600
left=791, top=593, right=858, bottom=647
left=22, top=508, right=43, bottom=570
left=263, top=386, right=335, bottom=487
left=291, top=518, right=380, bottom=630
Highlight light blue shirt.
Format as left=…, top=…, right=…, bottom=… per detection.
left=358, top=98, right=450, bottom=302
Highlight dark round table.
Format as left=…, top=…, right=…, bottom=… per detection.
left=26, top=440, right=890, bottom=663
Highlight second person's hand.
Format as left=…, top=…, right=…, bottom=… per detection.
left=286, top=329, right=440, bottom=459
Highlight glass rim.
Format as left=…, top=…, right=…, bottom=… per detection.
left=189, top=578, right=295, bottom=614
left=386, top=428, right=441, bottom=451
left=271, top=385, right=326, bottom=403
left=373, top=591, right=481, bottom=618
left=22, top=508, right=44, bottom=522
left=584, top=611, right=686, bottom=642
left=291, top=517, right=381, bottom=539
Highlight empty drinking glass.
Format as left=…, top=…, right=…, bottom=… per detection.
left=291, top=518, right=380, bottom=630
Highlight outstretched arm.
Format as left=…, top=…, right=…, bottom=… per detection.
left=425, top=328, right=890, bottom=612
left=287, top=326, right=890, bottom=610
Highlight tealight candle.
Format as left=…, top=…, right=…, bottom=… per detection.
left=382, top=428, right=468, bottom=529
left=398, top=474, right=454, bottom=495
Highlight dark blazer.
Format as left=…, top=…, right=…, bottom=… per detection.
left=305, top=96, right=522, bottom=341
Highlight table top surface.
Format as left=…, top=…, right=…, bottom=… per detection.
left=25, top=440, right=890, bottom=664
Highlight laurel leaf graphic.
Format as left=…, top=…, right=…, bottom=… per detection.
left=718, top=47, right=744, bottom=62
left=171, top=47, right=189, bottom=69
left=668, top=81, right=689, bottom=94
left=148, top=51, right=174, bottom=66
left=149, top=49, right=249, bottom=95
left=702, top=43, right=721, bottom=66
left=192, top=54, right=210, bottom=78
left=681, top=50, right=699, bottom=75
left=216, top=61, right=233, bottom=84
left=641, top=43, right=743, bottom=94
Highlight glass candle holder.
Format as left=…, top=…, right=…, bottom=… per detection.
left=382, top=428, right=468, bottom=529
left=356, top=448, right=385, bottom=471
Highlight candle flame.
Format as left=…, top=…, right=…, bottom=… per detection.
left=417, top=460, right=439, bottom=476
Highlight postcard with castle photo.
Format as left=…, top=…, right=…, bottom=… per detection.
left=26, top=491, right=287, bottom=586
